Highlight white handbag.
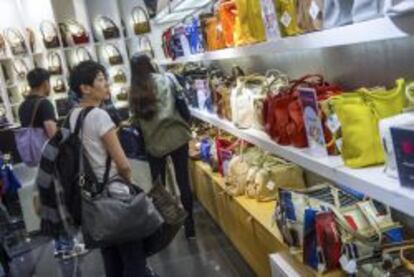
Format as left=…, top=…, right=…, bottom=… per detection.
left=384, top=0, right=414, bottom=16
left=231, top=75, right=267, bottom=129
left=379, top=113, right=414, bottom=178
left=324, top=0, right=354, bottom=29
left=352, top=0, right=385, bottom=22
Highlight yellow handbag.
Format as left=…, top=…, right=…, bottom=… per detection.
left=233, top=0, right=266, bottom=46
left=275, top=0, right=302, bottom=37
left=333, top=79, right=406, bottom=168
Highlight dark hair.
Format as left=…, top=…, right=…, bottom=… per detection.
left=27, top=68, right=50, bottom=89
left=69, top=60, right=107, bottom=98
left=129, top=54, right=158, bottom=120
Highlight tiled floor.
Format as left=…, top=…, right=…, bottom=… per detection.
left=5, top=203, right=255, bottom=277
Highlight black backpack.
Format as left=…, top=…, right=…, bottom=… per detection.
left=55, top=107, right=110, bottom=226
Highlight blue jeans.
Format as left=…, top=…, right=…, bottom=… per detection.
left=54, top=233, right=75, bottom=253
left=101, top=240, right=147, bottom=277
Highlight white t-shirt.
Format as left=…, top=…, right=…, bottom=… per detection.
left=69, top=107, right=117, bottom=182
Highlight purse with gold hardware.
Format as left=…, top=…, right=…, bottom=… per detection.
left=113, top=69, right=127, bottom=84
left=47, top=51, right=63, bottom=75
left=95, top=16, right=120, bottom=40
left=40, top=20, right=60, bottom=49
left=13, top=59, right=29, bottom=80
left=132, top=6, right=151, bottom=35
left=59, top=20, right=90, bottom=47
left=104, top=44, right=124, bottom=65
left=4, top=28, right=28, bottom=56
left=53, top=78, right=67, bottom=93
left=116, top=87, right=128, bottom=101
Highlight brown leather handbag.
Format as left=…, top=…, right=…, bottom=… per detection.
left=116, top=87, right=129, bottom=101
left=47, top=51, right=63, bottom=75
left=95, top=16, right=120, bottom=40
left=104, top=44, right=124, bottom=65
left=53, top=78, right=66, bottom=93
left=4, top=28, right=28, bottom=56
left=40, top=21, right=60, bottom=49
left=132, top=6, right=151, bottom=35
left=113, top=69, right=127, bottom=84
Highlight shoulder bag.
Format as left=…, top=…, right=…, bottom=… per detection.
left=40, top=21, right=60, bottom=49
left=4, top=28, right=28, bottom=56
left=53, top=78, right=67, bottom=93
left=95, top=16, right=120, bottom=40
left=12, top=59, right=29, bottom=80
left=113, top=69, right=127, bottom=84
left=59, top=20, right=90, bottom=47
left=218, top=0, right=237, bottom=47
left=26, top=28, right=36, bottom=53
left=132, top=6, right=151, bottom=35
left=233, top=0, right=266, bottom=46
left=14, top=98, right=49, bottom=167
left=73, top=46, right=93, bottom=69
left=104, top=44, right=124, bottom=65
left=47, top=51, right=63, bottom=75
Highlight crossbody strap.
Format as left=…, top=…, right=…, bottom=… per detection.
left=29, top=98, right=45, bottom=127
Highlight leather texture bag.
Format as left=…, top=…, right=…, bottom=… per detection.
left=116, top=87, right=128, bottom=102
left=297, top=0, right=324, bottom=33
left=40, top=21, right=60, bottom=49
left=4, top=28, right=28, bottom=56
left=275, top=0, right=302, bottom=37
left=384, top=0, right=414, bottom=16
left=332, top=79, right=405, bottom=168
left=323, top=0, right=353, bottom=29
left=47, top=51, right=63, bottom=75
left=76, top=47, right=92, bottom=64
left=352, top=0, right=385, bottom=22
left=233, top=0, right=266, bottom=46
left=14, top=98, right=48, bottom=167
left=132, top=6, right=151, bottom=35
left=231, top=75, right=267, bottom=130
left=161, top=27, right=173, bottom=59
left=113, top=69, right=127, bottom=84
left=215, top=136, right=239, bottom=176
left=59, top=20, right=90, bottom=47
left=12, top=59, right=29, bottom=80
left=104, top=44, right=124, bottom=65
left=53, top=78, right=66, bottom=93
left=219, top=0, right=237, bottom=47
left=95, top=16, right=120, bottom=40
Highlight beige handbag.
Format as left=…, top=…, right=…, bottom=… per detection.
left=253, top=156, right=305, bottom=202
left=296, top=0, right=323, bottom=33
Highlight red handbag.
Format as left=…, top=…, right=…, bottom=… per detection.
left=215, top=137, right=239, bottom=176
left=162, top=27, right=173, bottom=59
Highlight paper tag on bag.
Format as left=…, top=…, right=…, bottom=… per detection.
left=280, top=11, right=292, bottom=27
left=309, top=1, right=321, bottom=20
left=266, top=180, right=276, bottom=191
left=326, top=114, right=341, bottom=133
left=339, top=255, right=357, bottom=274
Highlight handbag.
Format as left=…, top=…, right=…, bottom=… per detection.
left=167, top=74, right=191, bottom=123
left=137, top=35, right=155, bottom=58
left=59, top=20, right=90, bottom=47
left=231, top=75, right=267, bottom=129
left=161, top=27, right=173, bottom=59
left=218, top=0, right=237, bottom=47
left=296, top=0, right=323, bottom=33
left=233, top=0, right=266, bottom=46
left=12, top=59, right=29, bottom=80
left=95, top=16, right=120, bottom=40
left=203, top=14, right=226, bottom=51
left=113, top=69, right=127, bottom=84
left=260, top=0, right=281, bottom=41
left=352, top=0, right=385, bottom=22
left=104, top=44, right=124, bottom=65
left=76, top=47, right=92, bottom=63
left=47, top=51, right=63, bottom=75
left=132, top=6, right=151, bottom=35
left=385, top=0, right=414, bottom=16
left=323, top=0, right=353, bottom=29
left=118, top=122, right=147, bottom=161
left=194, top=78, right=213, bottom=112
left=75, top=109, right=164, bottom=248
left=14, top=98, right=49, bottom=167
left=40, top=21, right=60, bottom=49
left=185, top=17, right=204, bottom=54
left=55, top=98, right=71, bottom=117
left=275, top=0, right=302, bottom=37
left=332, top=79, right=405, bottom=168
left=4, top=28, right=28, bottom=56
left=53, top=78, right=66, bottom=93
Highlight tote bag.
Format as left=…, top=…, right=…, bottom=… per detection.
left=14, top=99, right=48, bottom=167
left=233, top=0, right=266, bottom=46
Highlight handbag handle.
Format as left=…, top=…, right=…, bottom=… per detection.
left=289, top=74, right=324, bottom=94
left=132, top=6, right=150, bottom=24
left=4, top=28, right=26, bottom=45
left=96, top=16, right=118, bottom=31
left=138, top=35, right=154, bottom=57
left=12, top=59, right=28, bottom=77
left=48, top=51, right=62, bottom=68
left=76, top=47, right=92, bottom=62
left=39, top=21, right=58, bottom=40
left=104, top=44, right=122, bottom=59
left=401, top=246, right=414, bottom=273
left=65, top=19, right=87, bottom=36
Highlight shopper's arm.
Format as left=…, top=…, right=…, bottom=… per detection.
left=43, top=120, right=57, bottom=138
left=102, top=128, right=132, bottom=182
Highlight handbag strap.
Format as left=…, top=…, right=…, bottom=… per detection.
left=97, top=16, right=117, bottom=31
left=4, top=28, right=25, bottom=45
left=29, top=98, right=45, bottom=127
left=48, top=51, right=61, bottom=66
left=289, top=74, right=324, bottom=94
left=401, top=246, right=414, bottom=273
left=39, top=21, right=58, bottom=39
left=76, top=47, right=92, bottom=61
left=12, top=59, right=28, bottom=75
left=132, top=6, right=150, bottom=24
left=104, top=44, right=121, bottom=58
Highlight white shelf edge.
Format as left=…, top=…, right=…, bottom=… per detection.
left=156, top=17, right=413, bottom=65
left=190, top=108, right=414, bottom=217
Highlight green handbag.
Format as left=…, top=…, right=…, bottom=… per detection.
left=332, top=79, right=405, bottom=168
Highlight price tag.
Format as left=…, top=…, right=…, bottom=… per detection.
left=326, top=114, right=341, bottom=133
left=280, top=11, right=292, bottom=28
left=309, top=1, right=320, bottom=20
left=339, top=255, right=357, bottom=274
left=336, top=138, right=343, bottom=152
left=266, top=180, right=276, bottom=191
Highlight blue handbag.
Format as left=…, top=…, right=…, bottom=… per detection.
left=186, top=18, right=204, bottom=54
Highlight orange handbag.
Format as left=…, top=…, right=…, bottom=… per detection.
left=204, top=16, right=226, bottom=51
left=219, top=0, right=237, bottom=47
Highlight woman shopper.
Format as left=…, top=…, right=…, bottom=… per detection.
left=69, top=61, right=154, bottom=277
left=129, top=54, right=195, bottom=238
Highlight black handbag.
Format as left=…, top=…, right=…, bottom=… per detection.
left=95, top=16, right=120, bottom=40
left=167, top=74, right=191, bottom=122
left=40, top=21, right=60, bottom=49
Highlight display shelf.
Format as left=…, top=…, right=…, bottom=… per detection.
left=190, top=108, right=414, bottom=216
left=156, top=17, right=414, bottom=65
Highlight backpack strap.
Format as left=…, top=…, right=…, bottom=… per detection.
left=74, top=106, right=95, bottom=136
